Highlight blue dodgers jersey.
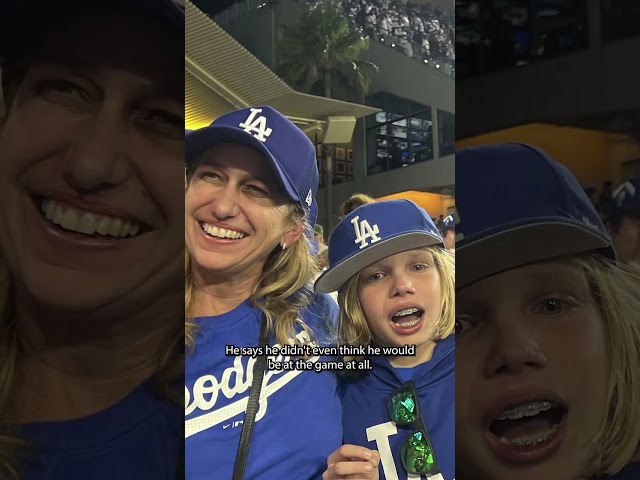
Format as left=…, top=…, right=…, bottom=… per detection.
left=185, top=292, right=342, bottom=480
left=341, top=336, right=455, bottom=480
left=21, top=381, right=182, bottom=480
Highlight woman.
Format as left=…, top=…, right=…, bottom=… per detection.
left=184, top=105, right=342, bottom=479
left=317, top=199, right=455, bottom=480
left=455, top=143, right=640, bottom=480
left=0, top=1, right=184, bottom=479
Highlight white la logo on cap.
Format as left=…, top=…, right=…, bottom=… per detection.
left=239, top=108, right=273, bottom=142
left=305, top=190, right=313, bottom=207
left=351, top=216, right=381, bottom=249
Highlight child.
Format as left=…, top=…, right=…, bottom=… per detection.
left=455, top=143, right=640, bottom=480
left=316, top=199, right=455, bottom=480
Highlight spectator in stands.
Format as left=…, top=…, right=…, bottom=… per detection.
left=315, top=223, right=326, bottom=245
left=607, top=177, right=640, bottom=265
left=304, top=0, right=454, bottom=73
left=439, top=214, right=455, bottom=252
left=339, top=192, right=377, bottom=218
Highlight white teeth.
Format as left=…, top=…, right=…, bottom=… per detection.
left=53, top=204, right=64, bottom=224
left=77, top=213, right=97, bottom=235
left=108, top=218, right=123, bottom=237
left=496, top=401, right=554, bottom=421
left=60, top=209, right=79, bottom=231
left=45, top=200, right=55, bottom=219
left=397, top=319, right=420, bottom=328
left=96, top=215, right=111, bottom=235
left=201, top=222, right=246, bottom=240
left=41, top=199, right=142, bottom=238
left=499, top=424, right=559, bottom=447
left=394, top=307, right=419, bottom=317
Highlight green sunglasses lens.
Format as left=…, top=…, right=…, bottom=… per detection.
left=402, top=430, right=436, bottom=475
left=389, top=385, right=418, bottom=424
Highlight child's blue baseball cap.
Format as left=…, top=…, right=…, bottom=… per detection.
left=456, top=143, right=615, bottom=289
left=186, top=106, right=319, bottom=217
left=315, top=199, right=442, bottom=293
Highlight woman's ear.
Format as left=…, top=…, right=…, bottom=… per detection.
left=281, top=221, right=305, bottom=249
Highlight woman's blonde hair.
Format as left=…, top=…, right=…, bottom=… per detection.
left=569, top=255, right=640, bottom=476
left=0, top=264, right=183, bottom=480
left=185, top=203, right=320, bottom=351
left=336, top=246, right=455, bottom=363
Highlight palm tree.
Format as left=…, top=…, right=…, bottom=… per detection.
left=276, top=2, right=379, bottom=232
left=275, top=2, right=379, bottom=100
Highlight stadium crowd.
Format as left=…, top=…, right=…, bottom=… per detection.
left=303, top=0, right=455, bottom=74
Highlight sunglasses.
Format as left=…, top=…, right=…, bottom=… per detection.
left=388, top=380, right=440, bottom=477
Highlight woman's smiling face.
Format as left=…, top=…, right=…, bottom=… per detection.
left=0, top=10, right=185, bottom=312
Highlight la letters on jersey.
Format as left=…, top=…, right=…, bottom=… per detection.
left=367, top=422, right=453, bottom=480
left=185, top=331, right=319, bottom=438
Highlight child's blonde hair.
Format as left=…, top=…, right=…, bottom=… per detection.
left=568, top=255, right=640, bottom=476
left=336, top=246, right=455, bottom=363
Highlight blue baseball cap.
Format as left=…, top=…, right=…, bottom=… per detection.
left=0, top=0, right=184, bottom=63
left=307, top=201, right=319, bottom=252
left=186, top=106, right=319, bottom=215
left=456, top=143, right=615, bottom=289
left=610, top=176, right=640, bottom=216
left=439, top=214, right=455, bottom=232
left=315, top=199, right=442, bottom=293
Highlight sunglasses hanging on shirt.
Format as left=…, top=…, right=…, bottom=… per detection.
left=388, top=380, right=442, bottom=478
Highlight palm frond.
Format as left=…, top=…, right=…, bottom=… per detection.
left=275, top=2, right=379, bottom=98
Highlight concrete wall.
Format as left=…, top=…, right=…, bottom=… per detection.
left=457, top=36, right=640, bottom=139
left=222, top=6, right=275, bottom=67
left=365, top=40, right=454, bottom=113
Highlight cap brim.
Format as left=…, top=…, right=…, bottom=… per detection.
left=186, top=125, right=300, bottom=205
left=456, top=220, right=614, bottom=289
left=315, top=232, right=442, bottom=293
